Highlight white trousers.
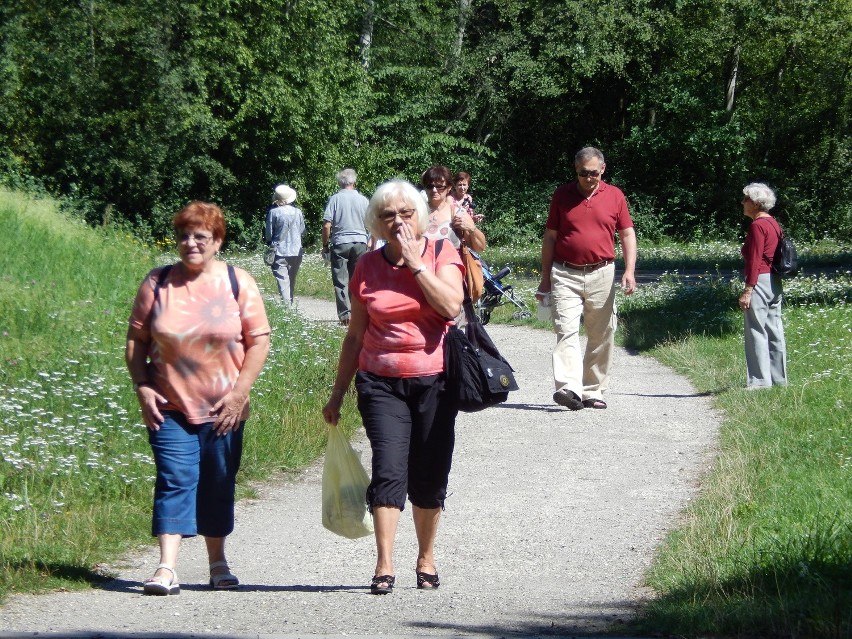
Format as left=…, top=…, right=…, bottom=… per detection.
left=550, top=262, right=617, bottom=401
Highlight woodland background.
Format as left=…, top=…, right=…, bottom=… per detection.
left=1, top=0, right=849, bottom=247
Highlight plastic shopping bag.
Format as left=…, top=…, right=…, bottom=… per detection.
left=321, top=426, right=373, bottom=539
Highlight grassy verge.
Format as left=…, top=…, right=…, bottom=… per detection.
left=0, top=191, right=355, bottom=600
left=480, top=245, right=851, bottom=636
left=619, top=275, right=851, bottom=637
left=2, top=192, right=849, bottom=636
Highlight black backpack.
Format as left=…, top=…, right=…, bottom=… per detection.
left=772, top=227, right=799, bottom=279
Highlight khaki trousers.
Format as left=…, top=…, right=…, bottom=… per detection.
left=550, top=262, right=617, bottom=401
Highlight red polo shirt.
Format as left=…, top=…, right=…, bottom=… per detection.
left=546, top=181, right=633, bottom=265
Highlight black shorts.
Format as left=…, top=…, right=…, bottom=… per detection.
left=356, top=370, right=458, bottom=511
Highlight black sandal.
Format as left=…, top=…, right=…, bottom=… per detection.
left=416, top=570, right=440, bottom=590
left=582, top=398, right=607, bottom=409
left=370, top=574, right=395, bottom=595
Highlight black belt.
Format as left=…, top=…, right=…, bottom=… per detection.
left=558, top=259, right=614, bottom=272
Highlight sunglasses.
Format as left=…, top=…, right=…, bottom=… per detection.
left=378, top=208, right=416, bottom=222
left=425, top=183, right=449, bottom=191
left=577, top=170, right=602, bottom=178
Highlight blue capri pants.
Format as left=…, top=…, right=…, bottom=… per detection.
left=148, top=411, right=244, bottom=538
left=356, top=371, right=458, bottom=512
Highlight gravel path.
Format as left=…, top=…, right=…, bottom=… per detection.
left=0, top=296, right=720, bottom=639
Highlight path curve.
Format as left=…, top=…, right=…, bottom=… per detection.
left=0, top=296, right=721, bottom=639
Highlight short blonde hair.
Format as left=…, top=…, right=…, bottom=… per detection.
left=364, top=180, right=430, bottom=240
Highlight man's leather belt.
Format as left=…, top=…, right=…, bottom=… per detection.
left=558, top=259, right=614, bottom=272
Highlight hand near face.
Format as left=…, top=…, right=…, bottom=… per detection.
left=396, top=220, right=422, bottom=268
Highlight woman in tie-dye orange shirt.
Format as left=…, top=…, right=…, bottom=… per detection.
left=126, top=202, right=270, bottom=596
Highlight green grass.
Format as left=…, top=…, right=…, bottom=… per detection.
left=2, top=190, right=850, bottom=636
left=479, top=244, right=851, bottom=637
left=455, top=238, right=851, bottom=280
left=0, top=190, right=357, bottom=600
left=630, top=302, right=851, bottom=637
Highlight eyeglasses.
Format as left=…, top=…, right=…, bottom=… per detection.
left=577, top=170, right=602, bottom=178
left=425, top=183, right=448, bottom=191
left=177, top=232, right=214, bottom=246
left=378, top=208, right=416, bottom=222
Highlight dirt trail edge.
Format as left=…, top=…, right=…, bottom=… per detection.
left=0, top=296, right=720, bottom=639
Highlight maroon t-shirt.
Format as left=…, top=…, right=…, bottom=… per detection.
left=741, top=216, right=781, bottom=286
left=546, top=182, right=633, bottom=264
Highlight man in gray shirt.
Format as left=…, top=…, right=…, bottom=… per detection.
left=322, top=168, right=370, bottom=325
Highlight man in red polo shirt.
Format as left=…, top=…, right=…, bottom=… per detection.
left=536, top=146, right=637, bottom=410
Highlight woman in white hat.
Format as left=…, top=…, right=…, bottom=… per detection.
left=264, top=184, right=306, bottom=305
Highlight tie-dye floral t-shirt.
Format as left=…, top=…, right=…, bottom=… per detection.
left=129, top=263, right=271, bottom=424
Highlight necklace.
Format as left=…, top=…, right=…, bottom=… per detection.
left=429, top=201, right=449, bottom=223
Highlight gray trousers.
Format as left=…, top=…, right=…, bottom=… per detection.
left=330, top=242, right=367, bottom=320
left=271, top=253, right=303, bottom=306
left=744, top=272, right=787, bottom=387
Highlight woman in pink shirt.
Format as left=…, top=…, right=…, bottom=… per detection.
left=126, top=202, right=270, bottom=595
left=323, top=180, right=464, bottom=595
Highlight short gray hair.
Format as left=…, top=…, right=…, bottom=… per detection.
left=742, top=182, right=776, bottom=211
left=364, top=179, right=430, bottom=240
left=575, top=146, right=605, bottom=166
left=337, top=168, right=358, bottom=187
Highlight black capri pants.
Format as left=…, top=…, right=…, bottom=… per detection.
left=355, top=370, right=458, bottom=511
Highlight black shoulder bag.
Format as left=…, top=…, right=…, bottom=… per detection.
left=437, top=240, right=519, bottom=412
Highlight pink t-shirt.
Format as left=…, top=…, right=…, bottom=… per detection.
left=350, top=239, right=464, bottom=378
left=129, top=263, right=271, bottom=424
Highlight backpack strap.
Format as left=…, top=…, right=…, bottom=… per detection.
left=153, top=263, right=239, bottom=303
left=152, top=264, right=173, bottom=303
left=227, top=263, right=240, bottom=301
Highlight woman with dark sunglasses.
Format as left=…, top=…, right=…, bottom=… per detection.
left=420, top=165, right=486, bottom=252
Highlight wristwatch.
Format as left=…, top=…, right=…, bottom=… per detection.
left=132, top=381, right=149, bottom=392
left=412, top=265, right=427, bottom=276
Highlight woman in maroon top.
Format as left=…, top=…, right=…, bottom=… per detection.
left=739, top=183, right=787, bottom=389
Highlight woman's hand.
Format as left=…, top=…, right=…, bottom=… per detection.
left=136, top=385, right=167, bottom=431
left=323, top=394, right=343, bottom=426
left=450, top=208, right=476, bottom=235
left=450, top=208, right=487, bottom=251
left=739, top=289, right=753, bottom=310
left=396, top=220, right=424, bottom=270
left=210, top=390, right=248, bottom=435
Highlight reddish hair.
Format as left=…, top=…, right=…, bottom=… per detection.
left=172, top=201, right=226, bottom=241
left=420, top=165, right=452, bottom=187
left=453, top=171, right=471, bottom=184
